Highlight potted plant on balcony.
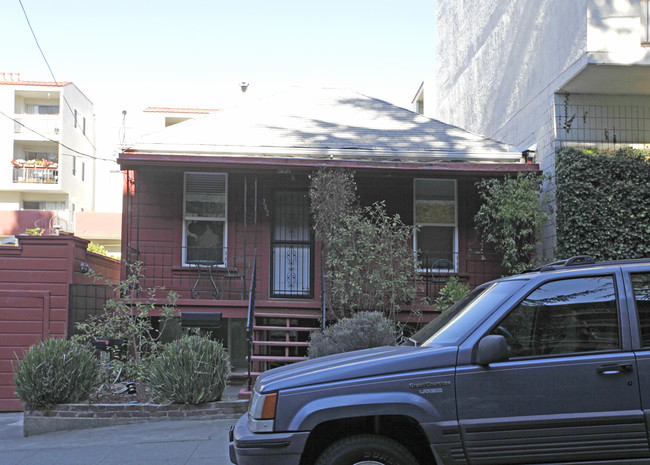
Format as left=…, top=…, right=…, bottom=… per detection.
left=11, top=159, right=24, bottom=168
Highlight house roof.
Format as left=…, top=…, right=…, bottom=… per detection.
left=121, top=87, right=525, bottom=167
left=143, top=107, right=220, bottom=114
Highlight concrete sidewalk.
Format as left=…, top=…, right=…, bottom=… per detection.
left=0, top=383, right=247, bottom=464
left=0, top=412, right=235, bottom=464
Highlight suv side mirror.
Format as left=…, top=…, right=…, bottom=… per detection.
left=473, top=335, right=510, bottom=366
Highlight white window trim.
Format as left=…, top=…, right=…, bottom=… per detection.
left=182, top=172, right=228, bottom=266
left=413, top=178, right=458, bottom=273
left=643, top=0, right=650, bottom=44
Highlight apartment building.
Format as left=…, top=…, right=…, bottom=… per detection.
left=0, top=73, right=96, bottom=236
left=425, top=0, right=650, bottom=256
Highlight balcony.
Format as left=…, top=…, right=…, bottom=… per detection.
left=13, top=115, right=60, bottom=140
left=12, top=166, right=59, bottom=184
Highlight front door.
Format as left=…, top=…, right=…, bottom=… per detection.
left=456, top=273, right=649, bottom=464
left=271, top=191, right=313, bottom=298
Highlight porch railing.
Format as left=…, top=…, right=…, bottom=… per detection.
left=125, top=245, right=255, bottom=301
left=416, top=250, right=506, bottom=303
left=246, top=250, right=257, bottom=391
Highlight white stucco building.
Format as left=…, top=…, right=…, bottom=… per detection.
left=0, top=73, right=96, bottom=232
left=424, top=0, right=650, bottom=256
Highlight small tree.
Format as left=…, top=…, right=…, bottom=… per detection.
left=74, top=261, right=179, bottom=383
left=310, top=170, right=419, bottom=320
left=474, top=172, right=549, bottom=274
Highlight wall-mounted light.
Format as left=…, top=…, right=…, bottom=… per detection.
left=80, top=262, right=91, bottom=274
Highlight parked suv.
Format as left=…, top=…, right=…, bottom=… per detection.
left=229, top=256, right=650, bottom=465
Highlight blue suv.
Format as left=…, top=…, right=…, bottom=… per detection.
left=230, top=256, right=650, bottom=465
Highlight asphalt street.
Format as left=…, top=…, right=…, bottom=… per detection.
left=0, top=411, right=235, bottom=465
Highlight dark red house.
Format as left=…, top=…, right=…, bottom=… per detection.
left=118, top=87, right=539, bottom=385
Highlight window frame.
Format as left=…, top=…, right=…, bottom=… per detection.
left=642, top=0, right=650, bottom=45
left=182, top=172, right=228, bottom=267
left=413, top=178, right=458, bottom=272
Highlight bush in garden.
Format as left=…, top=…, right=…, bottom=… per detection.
left=146, top=335, right=231, bottom=404
left=434, top=276, right=471, bottom=312
left=308, top=311, right=398, bottom=358
left=13, top=338, right=100, bottom=410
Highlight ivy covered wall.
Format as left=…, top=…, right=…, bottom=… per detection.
left=555, top=147, right=650, bottom=260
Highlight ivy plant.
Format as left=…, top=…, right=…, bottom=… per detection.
left=555, top=147, right=650, bottom=260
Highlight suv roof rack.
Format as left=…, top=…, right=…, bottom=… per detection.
left=527, top=255, right=597, bottom=273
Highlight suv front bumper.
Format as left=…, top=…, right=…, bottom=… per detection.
left=229, top=414, right=309, bottom=465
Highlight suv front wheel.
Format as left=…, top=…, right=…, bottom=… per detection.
left=314, top=434, right=419, bottom=465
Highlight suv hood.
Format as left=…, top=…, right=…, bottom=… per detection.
left=256, top=345, right=458, bottom=393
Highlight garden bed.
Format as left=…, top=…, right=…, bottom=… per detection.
left=22, top=382, right=248, bottom=436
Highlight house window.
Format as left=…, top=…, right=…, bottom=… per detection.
left=643, top=0, right=650, bottom=44
left=183, top=172, right=227, bottom=265
left=73, top=109, right=78, bottom=128
left=414, top=179, right=457, bottom=271
left=24, top=104, right=59, bottom=115
left=24, top=151, right=58, bottom=163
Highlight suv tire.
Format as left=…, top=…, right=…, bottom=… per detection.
left=314, top=434, right=418, bottom=465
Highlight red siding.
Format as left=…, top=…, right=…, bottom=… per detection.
left=0, top=235, right=120, bottom=411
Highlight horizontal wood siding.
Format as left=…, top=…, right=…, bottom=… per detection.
left=0, top=236, right=120, bottom=411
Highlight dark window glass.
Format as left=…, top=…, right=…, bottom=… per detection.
left=490, top=276, right=620, bottom=357
left=632, top=273, right=650, bottom=346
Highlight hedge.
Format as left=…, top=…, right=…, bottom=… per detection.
left=555, top=147, right=650, bottom=260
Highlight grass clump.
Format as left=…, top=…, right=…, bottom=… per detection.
left=146, top=335, right=231, bottom=404
left=13, top=338, right=100, bottom=410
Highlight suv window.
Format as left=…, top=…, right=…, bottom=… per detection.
left=632, top=273, right=650, bottom=346
left=490, top=275, right=620, bottom=357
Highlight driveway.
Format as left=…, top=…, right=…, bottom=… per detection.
left=0, top=412, right=234, bottom=465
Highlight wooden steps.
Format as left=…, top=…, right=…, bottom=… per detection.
left=244, top=308, right=321, bottom=387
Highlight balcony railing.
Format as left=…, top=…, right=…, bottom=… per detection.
left=13, top=115, right=60, bottom=137
left=12, top=166, right=59, bottom=184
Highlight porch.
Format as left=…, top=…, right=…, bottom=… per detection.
left=125, top=244, right=505, bottom=309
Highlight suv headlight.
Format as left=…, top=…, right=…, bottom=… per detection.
left=248, top=390, right=277, bottom=433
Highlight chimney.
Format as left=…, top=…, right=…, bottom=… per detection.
left=240, top=82, right=249, bottom=93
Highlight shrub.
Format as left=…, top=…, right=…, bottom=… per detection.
left=308, top=311, right=398, bottom=358
left=475, top=172, right=549, bottom=274
left=434, top=276, right=470, bottom=312
left=13, top=338, right=100, bottom=410
left=146, top=335, right=231, bottom=404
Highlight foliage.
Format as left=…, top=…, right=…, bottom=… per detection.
left=87, top=242, right=109, bottom=256
left=24, top=227, right=43, bottom=236
left=474, top=172, right=549, bottom=274
left=74, top=261, right=179, bottom=384
left=309, top=168, right=359, bottom=242
left=555, top=147, right=650, bottom=260
left=310, top=169, right=419, bottom=320
left=308, top=311, right=398, bottom=358
left=13, top=338, right=100, bottom=410
left=434, top=276, right=470, bottom=312
left=146, top=335, right=231, bottom=404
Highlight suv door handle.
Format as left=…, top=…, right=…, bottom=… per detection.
left=597, top=364, right=634, bottom=375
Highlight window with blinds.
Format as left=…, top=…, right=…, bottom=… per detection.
left=183, top=172, right=228, bottom=265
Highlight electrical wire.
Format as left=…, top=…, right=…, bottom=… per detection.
left=18, top=0, right=97, bottom=152
left=0, top=109, right=118, bottom=163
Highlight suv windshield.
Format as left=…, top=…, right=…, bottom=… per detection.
left=409, top=280, right=526, bottom=346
